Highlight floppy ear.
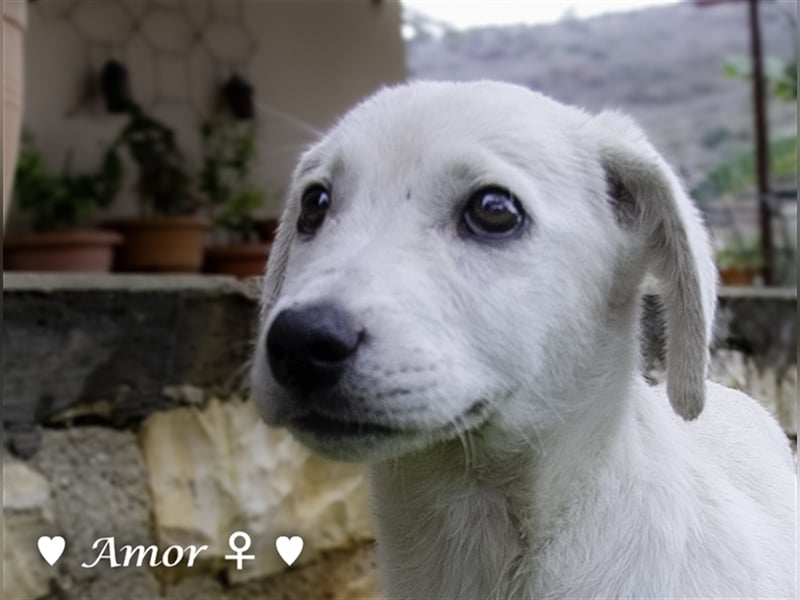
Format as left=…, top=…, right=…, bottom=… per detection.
left=260, top=195, right=299, bottom=321
left=594, top=111, right=717, bottom=420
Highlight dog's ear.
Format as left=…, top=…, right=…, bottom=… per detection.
left=594, top=111, right=717, bottom=420
left=260, top=198, right=298, bottom=320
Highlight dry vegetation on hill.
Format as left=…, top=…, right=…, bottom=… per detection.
left=405, top=1, right=797, bottom=281
left=406, top=1, right=796, bottom=190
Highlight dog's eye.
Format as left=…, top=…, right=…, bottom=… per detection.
left=297, top=185, right=331, bottom=235
left=462, top=187, right=525, bottom=238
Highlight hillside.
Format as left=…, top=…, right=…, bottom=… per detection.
left=405, top=1, right=797, bottom=190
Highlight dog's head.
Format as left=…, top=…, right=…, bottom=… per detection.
left=250, top=81, right=716, bottom=461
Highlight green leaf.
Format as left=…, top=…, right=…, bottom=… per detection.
left=691, top=135, right=797, bottom=202
left=12, top=134, right=126, bottom=230
left=198, top=116, right=267, bottom=239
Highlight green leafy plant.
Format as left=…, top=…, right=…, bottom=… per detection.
left=108, top=104, right=196, bottom=216
left=716, top=235, right=763, bottom=270
left=691, top=135, right=797, bottom=203
left=13, top=135, right=122, bottom=231
left=724, top=55, right=797, bottom=102
left=199, top=116, right=272, bottom=242
left=724, top=8, right=797, bottom=104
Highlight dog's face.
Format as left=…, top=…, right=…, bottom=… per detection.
left=250, top=81, right=715, bottom=461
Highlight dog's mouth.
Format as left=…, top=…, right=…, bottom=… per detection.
left=291, top=412, right=401, bottom=438
left=282, top=398, right=496, bottom=461
left=288, top=399, right=492, bottom=441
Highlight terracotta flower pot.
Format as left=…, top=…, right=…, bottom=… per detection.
left=204, top=242, right=271, bottom=279
left=3, top=229, right=122, bottom=272
left=109, top=216, right=208, bottom=273
left=719, top=266, right=758, bottom=286
left=255, top=217, right=280, bottom=243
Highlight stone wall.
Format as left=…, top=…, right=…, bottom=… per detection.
left=3, top=275, right=379, bottom=600
left=3, top=274, right=796, bottom=599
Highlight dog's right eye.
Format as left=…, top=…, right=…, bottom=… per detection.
left=462, top=187, right=525, bottom=239
left=297, top=186, right=331, bottom=235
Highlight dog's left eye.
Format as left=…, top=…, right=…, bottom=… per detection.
left=297, top=185, right=331, bottom=235
left=462, top=187, right=525, bottom=239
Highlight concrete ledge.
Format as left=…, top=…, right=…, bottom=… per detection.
left=3, top=274, right=796, bottom=455
left=3, top=274, right=261, bottom=456
left=2, top=273, right=259, bottom=294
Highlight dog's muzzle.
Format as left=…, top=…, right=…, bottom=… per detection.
left=266, top=302, right=363, bottom=392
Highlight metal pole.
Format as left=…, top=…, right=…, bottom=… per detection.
left=748, top=0, right=773, bottom=284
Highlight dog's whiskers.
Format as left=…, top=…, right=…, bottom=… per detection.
left=450, top=413, right=474, bottom=473
left=528, top=387, right=566, bottom=425
left=254, top=100, right=324, bottom=137
left=510, top=418, right=544, bottom=456
left=465, top=428, right=477, bottom=472
left=493, top=401, right=545, bottom=456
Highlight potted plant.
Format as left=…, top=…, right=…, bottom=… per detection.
left=199, top=116, right=275, bottom=278
left=106, top=103, right=207, bottom=273
left=716, top=235, right=763, bottom=286
left=4, top=136, right=123, bottom=272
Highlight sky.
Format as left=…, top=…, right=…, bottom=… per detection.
left=402, top=0, right=683, bottom=30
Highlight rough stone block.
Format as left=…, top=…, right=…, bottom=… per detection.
left=710, top=351, right=797, bottom=436
left=165, top=541, right=381, bottom=600
left=29, top=427, right=160, bottom=597
left=140, top=397, right=374, bottom=583
left=3, top=458, right=56, bottom=600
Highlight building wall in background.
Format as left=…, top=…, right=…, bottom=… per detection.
left=9, top=0, right=406, bottom=229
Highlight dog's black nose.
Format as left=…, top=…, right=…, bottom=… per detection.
left=267, top=303, right=362, bottom=391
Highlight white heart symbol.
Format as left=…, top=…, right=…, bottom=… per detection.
left=37, top=535, right=66, bottom=566
left=275, top=535, right=303, bottom=566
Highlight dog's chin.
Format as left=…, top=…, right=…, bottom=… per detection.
left=282, top=400, right=494, bottom=463
left=288, top=423, right=429, bottom=462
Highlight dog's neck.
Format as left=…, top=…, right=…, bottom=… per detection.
left=369, top=311, right=694, bottom=599
left=370, top=383, right=674, bottom=600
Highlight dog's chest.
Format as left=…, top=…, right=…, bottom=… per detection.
left=371, top=464, right=530, bottom=600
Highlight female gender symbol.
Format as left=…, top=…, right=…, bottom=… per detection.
left=224, top=531, right=254, bottom=570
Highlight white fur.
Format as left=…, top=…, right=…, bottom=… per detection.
left=251, top=81, right=795, bottom=598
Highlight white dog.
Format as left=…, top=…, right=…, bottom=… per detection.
left=251, top=81, right=795, bottom=599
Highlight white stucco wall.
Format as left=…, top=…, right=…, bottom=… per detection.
left=9, top=0, right=406, bottom=228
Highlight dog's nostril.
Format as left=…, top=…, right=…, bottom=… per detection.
left=266, top=303, right=362, bottom=390
left=307, top=337, right=356, bottom=363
